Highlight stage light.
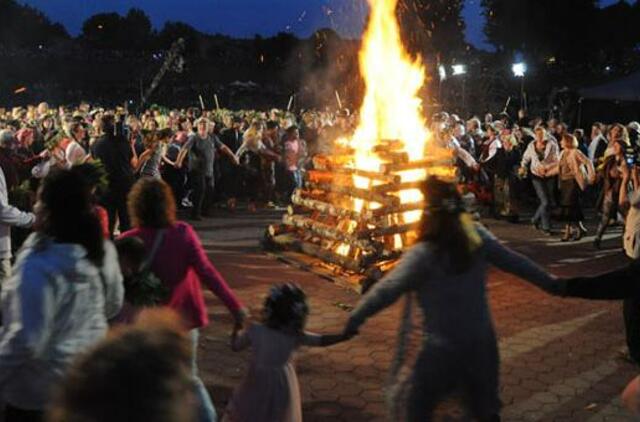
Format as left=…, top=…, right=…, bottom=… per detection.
left=452, top=64, right=467, bottom=76
left=512, top=62, right=527, bottom=77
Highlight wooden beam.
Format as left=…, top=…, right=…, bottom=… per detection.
left=306, top=182, right=399, bottom=207
left=292, top=193, right=363, bottom=220
left=380, top=158, right=453, bottom=173
left=370, top=180, right=425, bottom=194
left=282, top=214, right=379, bottom=252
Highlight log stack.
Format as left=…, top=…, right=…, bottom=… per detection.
left=265, top=139, right=454, bottom=292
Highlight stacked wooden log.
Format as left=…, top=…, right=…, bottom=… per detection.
left=265, top=139, right=453, bottom=291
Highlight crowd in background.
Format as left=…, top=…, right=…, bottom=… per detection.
left=1, top=102, right=640, bottom=421
left=0, top=102, right=636, bottom=243
left=0, top=103, right=360, bottom=231
left=436, top=110, right=640, bottom=247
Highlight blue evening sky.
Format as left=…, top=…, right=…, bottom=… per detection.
left=20, top=0, right=635, bottom=50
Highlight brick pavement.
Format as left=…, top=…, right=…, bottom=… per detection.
left=192, top=211, right=638, bottom=421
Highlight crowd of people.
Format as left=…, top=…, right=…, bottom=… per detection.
left=435, top=111, right=640, bottom=247
left=0, top=102, right=358, bottom=227
left=0, top=102, right=638, bottom=421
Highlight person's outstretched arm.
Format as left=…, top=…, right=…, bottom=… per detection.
left=479, top=225, right=558, bottom=294
left=0, top=168, right=34, bottom=228
left=345, top=244, right=428, bottom=334
left=184, top=223, right=246, bottom=322
left=561, top=261, right=640, bottom=300
left=300, top=331, right=353, bottom=347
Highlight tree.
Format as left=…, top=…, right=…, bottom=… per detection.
left=157, top=22, right=200, bottom=55
left=262, top=32, right=299, bottom=65
left=481, top=0, right=599, bottom=63
left=398, top=0, right=467, bottom=61
left=123, top=8, right=153, bottom=51
left=81, top=13, right=126, bottom=49
left=0, top=0, right=68, bottom=47
left=598, top=1, right=640, bottom=65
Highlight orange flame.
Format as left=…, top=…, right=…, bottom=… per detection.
left=334, top=0, right=453, bottom=256
left=352, top=0, right=429, bottom=164
left=350, top=0, right=429, bottom=222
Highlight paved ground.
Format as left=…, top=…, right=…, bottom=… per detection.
left=192, top=209, right=638, bottom=421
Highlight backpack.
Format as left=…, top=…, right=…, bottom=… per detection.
left=125, top=230, right=171, bottom=307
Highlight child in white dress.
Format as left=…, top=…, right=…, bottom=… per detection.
left=224, top=284, right=349, bottom=422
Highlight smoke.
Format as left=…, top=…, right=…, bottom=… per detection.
left=284, top=29, right=362, bottom=111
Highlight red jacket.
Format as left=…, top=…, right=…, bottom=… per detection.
left=120, top=221, right=243, bottom=329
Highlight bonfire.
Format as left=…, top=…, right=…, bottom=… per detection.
left=266, top=0, right=454, bottom=291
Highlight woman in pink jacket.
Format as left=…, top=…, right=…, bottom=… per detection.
left=121, top=178, right=247, bottom=422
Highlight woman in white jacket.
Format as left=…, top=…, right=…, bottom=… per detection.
left=0, top=168, right=123, bottom=420
left=546, top=134, right=595, bottom=241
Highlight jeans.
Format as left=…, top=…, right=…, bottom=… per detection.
left=280, top=169, right=302, bottom=204
left=190, top=330, right=217, bottom=422
left=190, top=173, right=215, bottom=218
left=531, top=177, right=554, bottom=231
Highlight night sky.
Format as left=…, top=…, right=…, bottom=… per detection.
left=20, top=0, right=634, bottom=50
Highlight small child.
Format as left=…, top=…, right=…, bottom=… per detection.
left=224, top=283, right=350, bottom=422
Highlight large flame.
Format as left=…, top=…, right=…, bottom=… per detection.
left=349, top=0, right=429, bottom=226
left=333, top=0, right=453, bottom=258
left=352, top=0, right=429, bottom=164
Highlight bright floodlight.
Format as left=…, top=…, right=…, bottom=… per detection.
left=512, top=62, right=527, bottom=77
left=438, top=65, right=447, bottom=81
left=452, top=64, right=467, bottom=76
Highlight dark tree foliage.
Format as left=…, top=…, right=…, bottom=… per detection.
left=0, top=0, right=68, bottom=47
left=123, top=8, right=153, bottom=51
left=482, top=0, right=599, bottom=59
left=598, top=1, right=640, bottom=64
left=81, top=9, right=154, bottom=51
left=398, top=0, right=467, bottom=61
left=81, top=13, right=127, bottom=50
left=157, top=22, right=201, bottom=54
left=482, top=0, right=640, bottom=72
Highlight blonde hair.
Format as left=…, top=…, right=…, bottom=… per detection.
left=561, top=133, right=579, bottom=149
left=194, top=117, right=213, bottom=133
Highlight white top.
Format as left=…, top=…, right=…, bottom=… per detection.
left=0, top=167, right=34, bottom=259
left=0, top=234, right=123, bottom=409
left=520, top=140, right=559, bottom=177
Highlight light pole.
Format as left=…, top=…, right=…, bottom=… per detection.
left=512, top=62, right=527, bottom=111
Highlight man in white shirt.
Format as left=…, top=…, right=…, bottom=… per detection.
left=588, top=122, right=607, bottom=164
left=519, top=127, right=559, bottom=233
left=0, top=130, right=35, bottom=285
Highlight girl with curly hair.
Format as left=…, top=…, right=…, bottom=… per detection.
left=225, top=283, right=349, bottom=422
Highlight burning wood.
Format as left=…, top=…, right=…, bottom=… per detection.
left=264, top=0, right=455, bottom=291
